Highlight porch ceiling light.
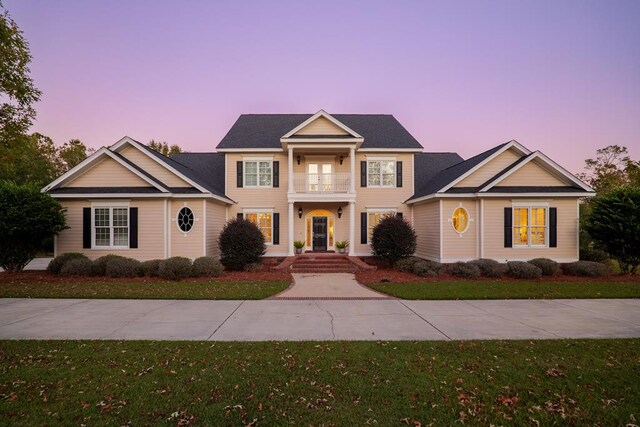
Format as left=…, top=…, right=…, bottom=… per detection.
left=298, top=207, right=303, bottom=218
left=337, top=206, right=343, bottom=218
left=339, top=155, right=344, bottom=165
left=297, top=155, right=301, bottom=165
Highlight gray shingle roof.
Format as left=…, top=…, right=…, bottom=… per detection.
left=413, top=152, right=464, bottom=196
left=170, top=152, right=227, bottom=197
left=216, top=114, right=423, bottom=150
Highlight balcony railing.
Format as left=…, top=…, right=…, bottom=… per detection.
left=292, top=173, right=351, bottom=193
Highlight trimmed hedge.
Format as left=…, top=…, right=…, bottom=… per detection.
left=91, top=254, right=127, bottom=276
left=371, top=216, right=417, bottom=265
left=243, top=262, right=263, bottom=272
left=507, top=261, right=542, bottom=279
left=448, top=262, right=481, bottom=278
left=528, top=258, right=560, bottom=276
left=192, top=256, right=224, bottom=277
left=105, top=257, right=142, bottom=278
left=394, top=257, right=420, bottom=273
left=468, top=259, right=507, bottom=278
left=47, top=253, right=89, bottom=275
left=219, top=219, right=266, bottom=271
left=59, top=257, right=93, bottom=276
left=141, top=259, right=161, bottom=277
left=158, top=257, right=193, bottom=280
left=412, top=260, right=443, bottom=277
left=562, top=261, right=609, bottom=277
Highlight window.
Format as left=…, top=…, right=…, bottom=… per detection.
left=367, top=160, right=395, bottom=187
left=177, top=207, right=194, bottom=232
left=513, top=207, right=547, bottom=246
left=368, top=210, right=396, bottom=240
left=244, top=161, right=272, bottom=187
left=452, top=207, right=469, bottom=234
left=244, top=212, right=273, bottom=244
left=94, top=207, right=128, bottom=248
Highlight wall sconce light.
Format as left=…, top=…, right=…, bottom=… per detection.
left=339, top=155, right=344, bottom=165
left=337, top=206, right=343, bottom=218
left=296, top=155, right=301, bottom=165
left=298, top=207, right=303, bottom=218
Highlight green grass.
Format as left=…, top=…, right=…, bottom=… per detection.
left=0, top=340, right=638, bottom=425
left=0, top=280, right=288, bottom=300
left=369, top=280, right=640, bottom=299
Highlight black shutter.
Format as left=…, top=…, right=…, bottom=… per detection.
left=396, top=161, right=403, bottom=187
left=360, top=161, right=367, bottom=187
left=273, top=161, right=279, bottom=188
left=396, top=212, right=403, bottom=220
left=549, top=207, right=558, bottom=248
left=236, top=161, right=243, bottom=188
left=273, top=213, right=280, bottom=245
left=237, top=213, right=244, bottom=220
left=82, top=207, right=91, bottom=249
left=360, top=212, right=368, bottom=244
left=504, top=207, right=513, bottom=248
left=129, top=207, right=138, bottom=249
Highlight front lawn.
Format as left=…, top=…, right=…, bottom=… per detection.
left=369, top=280, right=640, bottom=299
left=1, top=340, right=638, bottom=425
left=0, top=280, right=289, bottom=300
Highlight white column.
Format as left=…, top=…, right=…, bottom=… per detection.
left=288, top=202, right=294, bottom=256
left=349, top=146, right=356, bottom=193
left=288, top=147, right=294, bottom=193
left=348, top=201, right=355, bottom=256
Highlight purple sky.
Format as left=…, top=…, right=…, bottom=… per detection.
left=7, top=0, right=640, bottom=173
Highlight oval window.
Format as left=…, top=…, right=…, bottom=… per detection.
left=452, top=207, right=469, bottom=234
left=177, top=207, right=194, bottom=232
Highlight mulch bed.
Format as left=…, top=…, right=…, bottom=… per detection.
left=355, top=267, right=639, bottom=285
left=0, top=270, right=292, bottom=284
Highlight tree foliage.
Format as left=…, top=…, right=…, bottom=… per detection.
left=585, top=185, right=640, bottom=274
left=218, top=218, right=266, bottom=271
left=578, top=145, right=640, bottom=194
left=148, top=140, right=182, bottom=156
left=371, top=215, right=417, bottom=264
left=0, top=181, right=68, bottom=272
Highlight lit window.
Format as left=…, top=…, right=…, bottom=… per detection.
left=367, top=211, right=395, bottom=241
left=513, top=207, right=547, bottom=246
left=177, top=207, right=194, bottom=233
left=367, top=160, right=395, bottom=187
left=452, top=207, right=469, bottom=233
left=244, top=161, right=272, bottom=187
left=244, top=212, right=273, bottom=244
left=94, top=207, right=128, bottom=248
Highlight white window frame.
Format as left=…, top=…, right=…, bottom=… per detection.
left=243, top=158, right=273, bottom=188
left=242, top=209, right=274, bottom=245
left=366, top=158, right=396, bottom=188
left=176, top=206, right=195, bottom=234
left=365, top=208, right=397, bottom=244
left=512, top=204, right=549, bottom=248
left=451, top=206, right=470, bottom=234
left=91, top=202, right=130, bottom=250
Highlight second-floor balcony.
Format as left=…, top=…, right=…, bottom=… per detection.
left=292, top=173, right=351, bottom=193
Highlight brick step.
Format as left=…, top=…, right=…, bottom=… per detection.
left=292, top=261, right=351, bottom=267
left=291, top=268, right=357, bottom=273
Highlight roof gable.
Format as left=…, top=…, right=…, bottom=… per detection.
left=283, top=110, right=361, bottom=138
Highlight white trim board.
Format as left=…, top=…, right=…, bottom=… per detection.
left=282, top=110, right=363, bottom=139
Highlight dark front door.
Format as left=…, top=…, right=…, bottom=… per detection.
left=312, top=217, right=328, bottom=251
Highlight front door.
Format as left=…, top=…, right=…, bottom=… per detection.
left=312, top=217, right=328, bottom=251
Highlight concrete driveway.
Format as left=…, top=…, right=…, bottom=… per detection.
left=0, top=298, right=639, bottom=341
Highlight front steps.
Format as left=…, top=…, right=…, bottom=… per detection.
left=273, top=253, right=376, bottom=273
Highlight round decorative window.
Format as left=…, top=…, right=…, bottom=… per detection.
left=177, top=207, right=194, bottom=232
left=452, top=207, right=469, bottom=234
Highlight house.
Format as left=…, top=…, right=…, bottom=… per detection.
left=43, top=110, right=595, bottom=263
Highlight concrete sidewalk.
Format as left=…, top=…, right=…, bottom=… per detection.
left=1, top=298, right=639, bottom=341
left=274, top=273, right=389, bottom=299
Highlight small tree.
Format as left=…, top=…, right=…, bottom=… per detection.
left=0, top=181, right=67, bottom=272
left=371, top=215, right=417, bottom=265
left=218, top=218, right=266, bottom=271
left=585, top=185, right=640, bottom=274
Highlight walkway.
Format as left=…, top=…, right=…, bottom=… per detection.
left=1, top=298, right=639, bottom=341
left=273, top=273, right=389, bottom=299
left=0, top=258, right=52, bottom=272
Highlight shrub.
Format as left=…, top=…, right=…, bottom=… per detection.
left=91, top=254, right=127, bottom=276
left=0, top=182, right=68, bottom=272
left=158, top=256, right=193, bottom=280
left=448, top=261, right=481, bottom=278
left=59, top=257, right=93, bottom=276
left=47, top=253, right=89, bottom=275
left=244, top=262, right=263, bottom=272
left=412, top=260, right=443, bottom=277
left=394, top=257, right=420, bottom=273
left=105, top=257, right=142, bottom=278
left=528, top=258, right=561, bottom=276
left=141, top=259, right=161, bottom=277
left=218, top=218, right=266, bottom=271
left=507, top=261, right=542, bottom=279
left=192, top=256, right=224, bottom=277
left=562, top=261, right=609, bottom=277
left=579, top=247, right=611, bottom=264
left=469, top=259, right=507, bottom=278
left=371, top=216, right=417, bottom=265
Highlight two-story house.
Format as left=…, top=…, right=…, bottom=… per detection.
left=44, top=110, right=595, bottom=263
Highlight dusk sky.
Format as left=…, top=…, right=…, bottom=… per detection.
left=7, top=0, right=640, bottom=173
